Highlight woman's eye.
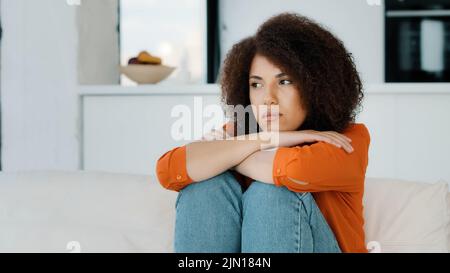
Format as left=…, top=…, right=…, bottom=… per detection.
left=250, top=80, right=291, bottom=89
left=280, top=79, right=292, bottom=85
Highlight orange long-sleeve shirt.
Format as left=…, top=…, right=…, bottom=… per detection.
left=156, top=123, right=370, bottom=253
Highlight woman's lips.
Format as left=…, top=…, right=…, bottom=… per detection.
left=262, top=112, right=282, bottom=121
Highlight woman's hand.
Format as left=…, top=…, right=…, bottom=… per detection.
left=260, top=130, right=354, bottom=153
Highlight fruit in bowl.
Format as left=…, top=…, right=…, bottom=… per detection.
left=121, top=51, right=175, bottom=84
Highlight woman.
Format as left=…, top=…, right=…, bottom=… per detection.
left=156, top=12, right=370, bottom=253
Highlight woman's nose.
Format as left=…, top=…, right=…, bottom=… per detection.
left=263, top=88, right=278, bottom=105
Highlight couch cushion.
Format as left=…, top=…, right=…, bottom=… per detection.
left=364, top=178, right=449, bottom=253
left=0, top=171, right=177, bottom=252
left=1, top=171, right=449, bottom=253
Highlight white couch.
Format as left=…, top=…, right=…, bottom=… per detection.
left=0, top=171, right=449, bottom=253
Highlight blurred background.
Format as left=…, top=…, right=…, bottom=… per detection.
left=1, top=0, right=450, bottom=184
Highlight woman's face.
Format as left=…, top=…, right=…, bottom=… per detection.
left=249, top=54, right=307, bottom=132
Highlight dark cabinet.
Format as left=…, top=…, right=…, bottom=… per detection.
left=385, top=0, right=450, bottom=82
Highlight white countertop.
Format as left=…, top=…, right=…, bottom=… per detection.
left=365, top=83, right=450, bottom=94
left=78, top=83, right=450, bottom=96
left=79, top=84, right=221, bottom=96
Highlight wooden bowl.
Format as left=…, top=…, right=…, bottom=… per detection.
left=120, top=64, right=176, bottom=84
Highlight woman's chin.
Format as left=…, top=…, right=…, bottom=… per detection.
left=258, top=120, right=283, bottom=132
left=259, top=125, right=281, bottom=132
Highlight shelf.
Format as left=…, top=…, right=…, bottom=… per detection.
left=78, top=83, right=450, bottom=97
left=365, top=83, right=450, bottom=94
left=79, top=84, right=221, bottom=96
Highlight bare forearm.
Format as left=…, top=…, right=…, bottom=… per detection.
left=186, top=134, right=263, bottom=182
left=234, top=150, right=276, bottom=184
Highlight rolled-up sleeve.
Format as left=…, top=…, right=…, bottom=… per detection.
left=156, top=145, right=193, bottom=191
left=156, top=122, right=233, bottom=191
left=272, top=124, right=370, bottom=193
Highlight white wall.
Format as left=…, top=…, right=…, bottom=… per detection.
left=78, top=0, right=120, bottom=85
left=1, top=0, right=79, bottom=171
left=219, top=0, right=384, bottom=85
left=357, top=87, right=450, bottom=185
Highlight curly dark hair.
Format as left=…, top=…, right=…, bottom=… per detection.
left=219, top=12, right=364, bottom=134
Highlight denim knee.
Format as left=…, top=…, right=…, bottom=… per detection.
left=243, top=181, right=309, bottom=206
left=174, top=171, right=243, bottom=253
left=179, top=171, right=241, bottom=194
left=241, top=181, right=340, bottom=253
left=176, top=171, right=242, bottom=209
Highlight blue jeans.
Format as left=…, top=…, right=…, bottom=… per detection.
left=174, top=171, right=341, bottom=253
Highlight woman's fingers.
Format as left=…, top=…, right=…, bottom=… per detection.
left=320, top=135, right=348, bottom=151
left=326, top=132, right=353, bottom=153
left=331, top=132, right=354, bottom=151
left=305, top=131, right=353, bottom=153
left=321, top=132, right=354, bottom=153
left=308, top=134, right=342, bottom=148
left=296, top=130, right=353, bottom=153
